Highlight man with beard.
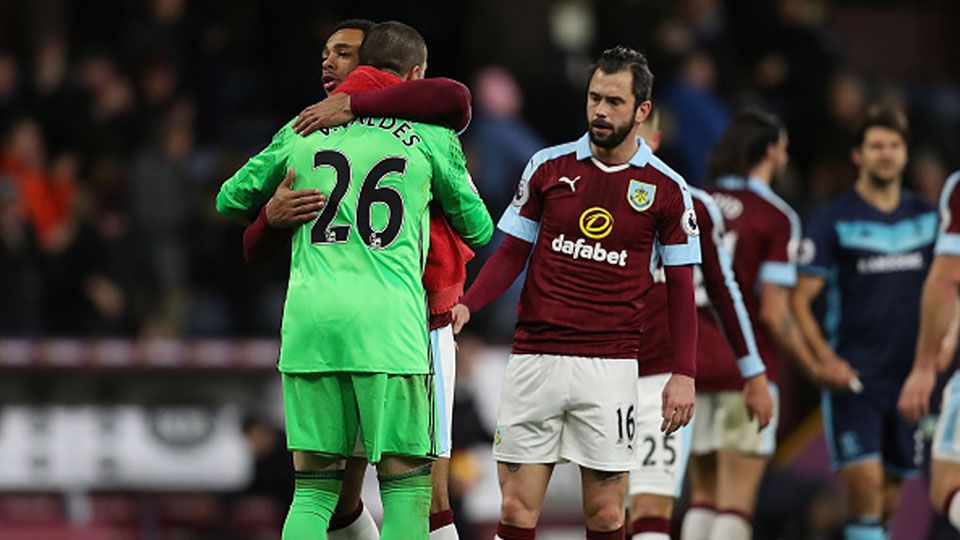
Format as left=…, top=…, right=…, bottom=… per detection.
left=451, top=46, right=700, bottom=539
left=680, top=109, right=826, bottom=540
left=792, top=107, right=932, bottom=540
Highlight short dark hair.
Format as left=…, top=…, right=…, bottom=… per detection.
left=358, top=21, right=427, bottom=76
left=706, top=108, right=785, bottom=181
left=853, top=105, right=908, bottom=148
left=590, top=46, right=654, bottom=107
left=332, top=18, right=375, bottom=36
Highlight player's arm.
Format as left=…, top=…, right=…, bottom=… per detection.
left=452, top=234, right=533, bottom=333
left=426, top=127, right=493, bottom=248
left=899, top=254, right=960, bottom=422
left=215, top=121, right=295, bottom=222
left=293, top=78, right=472, bottom=135
left=899, top=173, right=960, bottom=420
left=654, top=182, right=702, bottom=434
left=787, top=209, right=860, bottom=390
left=241, top=168, right=325, bottom=266
left=452, top=152, right=547, bottom=333
left=695, top=195, right=773, bottom=429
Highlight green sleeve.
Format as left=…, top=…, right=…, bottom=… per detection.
left=215, top=119, right=295, bottom=221
left=423, top=126, right=493, bottom=248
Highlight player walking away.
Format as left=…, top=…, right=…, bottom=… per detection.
left=792, top=107, right=932, bottom=540
left=629, top=112, right=774, bottom=540
left=240, top=19, right=475, bottom=540
left=216, top=22, right=493, bottom=540
left=680, top=109, right=819, bottom=540
left=452, top=46, right=701, bottom=539
left=899, top=170, right=960, bottom=531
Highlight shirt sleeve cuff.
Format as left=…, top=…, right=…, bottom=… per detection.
left=661, top=239, right=702, bottom=266
left=497, top=206, right=539, bottom=243
left=935, top=233, right=960, bottom=256
left=759, top=261, right=797, bottom=286
left=737, top=355, right=766, bottom=379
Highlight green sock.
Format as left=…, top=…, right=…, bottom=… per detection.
left=282, top=471, right=344, bottom=540
left=378, top=464, right=432, bottom=540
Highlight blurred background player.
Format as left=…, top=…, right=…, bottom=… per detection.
left=681, top=109, right=818, bottom=540
left=628, top=110, right=774, bottom=540
left=792, top=106, right=933, bottom=540
left=452, top=46, right=701, bottom=540
left=216, top=21, right=493, bottom=540
left=899, top=170, right=960, bottom=532
left=238, top=18, right=475, bottom=540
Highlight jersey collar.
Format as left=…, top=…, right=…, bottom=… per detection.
left=573, top=132, right=652, bottom=168
left=716, top=175, right=775, bottom=198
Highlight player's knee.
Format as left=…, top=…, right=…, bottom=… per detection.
left=584, top=503, right=623, bottom=531
left=631, top=494, right=673, bottom=519
left=500, top=494, right=540, bottom=528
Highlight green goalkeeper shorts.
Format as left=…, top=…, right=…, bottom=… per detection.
left=282, top=372, right=438, bottom=463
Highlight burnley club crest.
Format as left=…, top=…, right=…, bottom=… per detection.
left=627, top=180, right=656, bottom=212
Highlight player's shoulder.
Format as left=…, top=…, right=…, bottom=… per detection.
left=717, top=176, right=798, bottom=231
left=689, top=186, right=721, bottom=224
left=748, top=179, right=798, bottom=225
left=814, top=190, right=862, bottom=220
left=523, top=139, right=582, bottom=178
left=407, top=120, right=459, bottom=148
left=899, top=189, right=937, bottom=214
left=942, top=170, right=960, bottom=207
left=641, top=153, right=689, bottom=194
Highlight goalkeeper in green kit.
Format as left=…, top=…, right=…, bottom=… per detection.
left=216, top=21, right=493, bottom=540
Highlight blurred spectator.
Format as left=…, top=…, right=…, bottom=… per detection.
left=661, top=50, right=730, bottom=184
left=463, top=67, right=542, bottom=341
left=0, top=51, right=23, bottom=128
left=241, top=415, right=294, bottom=511
left=131, top=113, right=195, bottom=335
left=0, top=176, right=40, bottom=335
left=465, top=66, right=543, bottom=212
left=807, top=73, right=865, bottom=206
left=0, top=117, right=74, bottom=251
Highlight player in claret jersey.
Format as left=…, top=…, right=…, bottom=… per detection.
left=628, top=112, right=773, bottom=540
left=452, top=46, right=702, bottom=540
left=793, top=107, right=933, bottom=540
left=681, top=110, right=827, bottom=540
left=899, top=170, right=960, bottom=532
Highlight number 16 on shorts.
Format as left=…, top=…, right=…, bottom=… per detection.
left=615, top=404, right=636, bottom=447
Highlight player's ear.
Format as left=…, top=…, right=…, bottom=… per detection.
left=634, top=100, right=652, bottom=125
left=851, top=147, right=863, bottom=168
left=406, top=62, right=426, bottom=81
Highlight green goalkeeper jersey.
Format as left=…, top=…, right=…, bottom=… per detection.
left=216, top=117, right=493, bottom=374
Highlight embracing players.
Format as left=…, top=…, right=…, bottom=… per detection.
left=217, top=22, right=492, bottom=539
left=240, top=19, right=478, bottom=540
left=453, top=46, right=701, bottom=539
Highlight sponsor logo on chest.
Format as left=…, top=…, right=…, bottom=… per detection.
left=550, top=207, right=628, bottom=267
